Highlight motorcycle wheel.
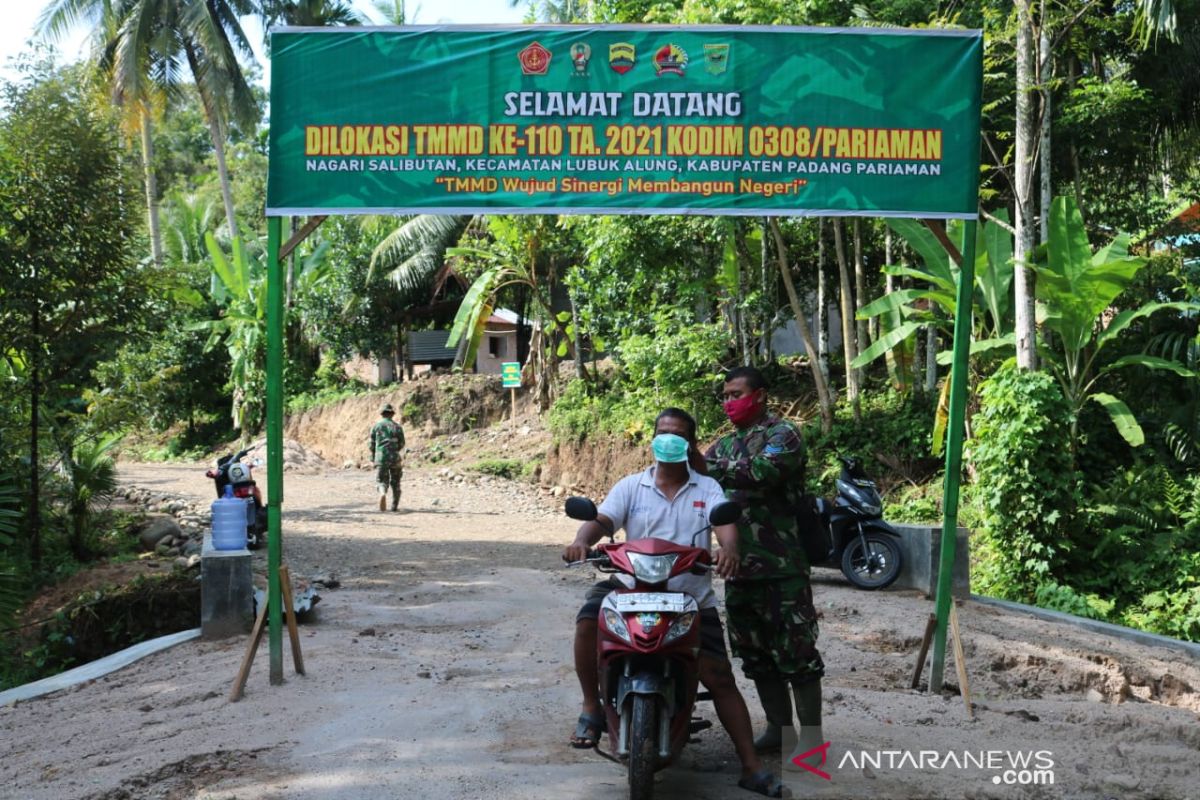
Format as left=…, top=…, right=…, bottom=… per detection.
left=247, top=508, right=267, bottom=550
left=840, top=531, right=902, bottom=590
left=628, top=694, right=658, bottom=800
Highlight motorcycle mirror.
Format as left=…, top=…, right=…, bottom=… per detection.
left=708, top=501, right=742, bottom=527
left=564, top=496, right=598, bottom=522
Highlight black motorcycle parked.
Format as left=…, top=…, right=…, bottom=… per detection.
left=205, top=448, right=266, bottom=550
left=810, top=455, right=903, bottom=589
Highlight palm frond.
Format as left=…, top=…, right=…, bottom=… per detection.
left=368, top=214, right=470, bottom=290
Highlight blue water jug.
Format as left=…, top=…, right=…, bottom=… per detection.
left=211, top=485, right=248, bottom=551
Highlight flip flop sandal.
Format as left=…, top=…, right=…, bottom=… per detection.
left=569, top=712, right=606, bottom=749
left=737, top=769, right=785, bottom=797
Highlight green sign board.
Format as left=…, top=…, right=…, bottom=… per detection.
left=501, top=362, right=522, bottom=388
left=267, top=25, right=982, bottom=219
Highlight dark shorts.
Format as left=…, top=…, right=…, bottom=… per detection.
left=575, top=578, right=728, bottom=659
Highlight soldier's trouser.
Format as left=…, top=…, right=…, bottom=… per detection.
left=375, top=460, right=402, bottom=498
left=725, top=575, right=824, bottom=683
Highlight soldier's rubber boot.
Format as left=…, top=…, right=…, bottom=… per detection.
left=784, top=678, right=824, bottom=772
left=391, top=490, right=400, bottom=512
left=752, top=677, right=793, bottom=751
left=377, top=483, right=388, bottom=512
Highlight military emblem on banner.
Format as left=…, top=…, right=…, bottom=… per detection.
left=703, top=43, right=730, bottom=75
left=518, top=41, right=552, bottom=75
left=609, top=42, right=636, bottom=74
left=653, top=43, right=688, bottom=76
left=570, top=43, right=591, bottom=76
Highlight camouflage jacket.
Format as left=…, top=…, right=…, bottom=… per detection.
left=369, top=418, right=405, bottom=464
left=704, top=413, right=807, bottom=580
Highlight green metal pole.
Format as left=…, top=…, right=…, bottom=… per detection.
left=266, top=216, right=285, bottom=685
left=929, top=220, right=977, bottom=693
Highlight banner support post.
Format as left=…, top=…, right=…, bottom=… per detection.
left=265, top=216, right=285, bottom=685
left=929, top=218, right=977, bottom=693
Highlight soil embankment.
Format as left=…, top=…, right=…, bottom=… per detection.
left=284, top=374, right=522, bottom=468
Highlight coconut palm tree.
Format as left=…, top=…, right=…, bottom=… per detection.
left=39, top=0, right=259, bottom=242
left=261, top=0, right=364, bottom=29
left=39, top=2, right=174, bottom=266
left=369, top=0, right=411, bottom=24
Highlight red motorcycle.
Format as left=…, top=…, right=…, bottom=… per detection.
left=205, top=448, right=266, bottom=549
left=565, top=496, right=741, bottom=800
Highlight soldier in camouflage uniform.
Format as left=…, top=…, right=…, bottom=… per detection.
left=703, top=366, right=825, bottom=770
left=369, top=403, right=405, bottom=512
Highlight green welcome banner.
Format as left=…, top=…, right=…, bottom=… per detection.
left=267, top=25, right=982, bottom=218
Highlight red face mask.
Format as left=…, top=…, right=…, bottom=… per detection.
left=723, top=392, right=765, bottom=428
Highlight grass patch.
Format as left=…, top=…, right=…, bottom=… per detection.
left=471, top=458, right=525, bottom=480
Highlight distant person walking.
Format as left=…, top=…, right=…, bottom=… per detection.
left=369, top=403, right=405, bottom=512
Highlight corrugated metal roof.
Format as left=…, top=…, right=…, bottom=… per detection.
left=408, top=330, right=457, bottom=363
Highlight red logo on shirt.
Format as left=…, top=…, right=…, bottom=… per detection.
left=693, top=501, right=706, bottom=509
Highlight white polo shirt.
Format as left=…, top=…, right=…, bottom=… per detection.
left=597, top=465, right=728, bottom=609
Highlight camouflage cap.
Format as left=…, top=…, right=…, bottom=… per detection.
left=380, top=403, right=395, bottom=414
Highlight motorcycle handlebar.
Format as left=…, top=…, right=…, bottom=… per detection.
left=564, top=549, right=608, bottom=568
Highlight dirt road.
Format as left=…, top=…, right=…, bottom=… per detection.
left=2, top=462, right=1198, bottom=800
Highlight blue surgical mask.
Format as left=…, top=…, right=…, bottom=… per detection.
left=651, top=433, right=690, bottom=464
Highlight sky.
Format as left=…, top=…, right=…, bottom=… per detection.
left=0, top=0, right=528, bottom=84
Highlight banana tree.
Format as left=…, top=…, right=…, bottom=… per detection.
left=852, top=213, right=1016, bottom=374
left=193, top=234, right=330, bottom=437
left=1033, top=195, right=1199, bottom=450
left=851, top=213, right=1015, bottom=453
left=446, top=217, right=567, bottom=410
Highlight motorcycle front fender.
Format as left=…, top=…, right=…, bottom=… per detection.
left=863, top=520, right=902, bottom=537
left=616, top=671, right=675, bottom=717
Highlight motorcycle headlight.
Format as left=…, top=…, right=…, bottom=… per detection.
left=627, top=553, right=678, bottom=584
left=663, top=611, right=696, bottom=644
left=603, top=608, right=632, bottom=643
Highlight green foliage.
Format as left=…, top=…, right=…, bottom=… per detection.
left=194, top=232, right=331, bottom=435
left=61, top=433, right=121, bottom=560
left=0, top=472, right=22, bottom=629
left=1032, top=196, right=1198, bottom=451
left=805, top=390, right=940, bottom=492
left=1033, top=582, right=1115, bottom=621
left=471, top=459, right=525, bottom=480
left=549, top=313, right=729, bottom=443
left=970, top=364, right=1078, bottom=602
left=853, top=213, right=1016, bottom=373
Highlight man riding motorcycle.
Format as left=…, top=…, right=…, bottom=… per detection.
left=562, top=408, right=784, bottom=797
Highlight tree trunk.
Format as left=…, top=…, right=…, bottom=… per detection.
left=569, top=288, right=587, bottom=381
left=1067, top=56, right=1086, bottom=222
left=1038, top=15, right=1053, bottom=245
left=769, top=218, right=833, bottom=433
left=761, top=218, right=773, bottom=361
left=29, top=284, right=41, bottom=571
left=1014, top=0, right=1038, bottom=370
left=184, top=41, right=239, bottom=240
left=925, top=324, right=938, bottom=393
left=402, top=315, right=413, bottom=380
left=286, top=217, right=298, bottom=309
left=138, top=108, right=164, bottom=268
left=816, top=219, right=829, bottom=381
left=853, top=219, right=871, bottom=350
left=833, top=220, right=860, bottom=417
